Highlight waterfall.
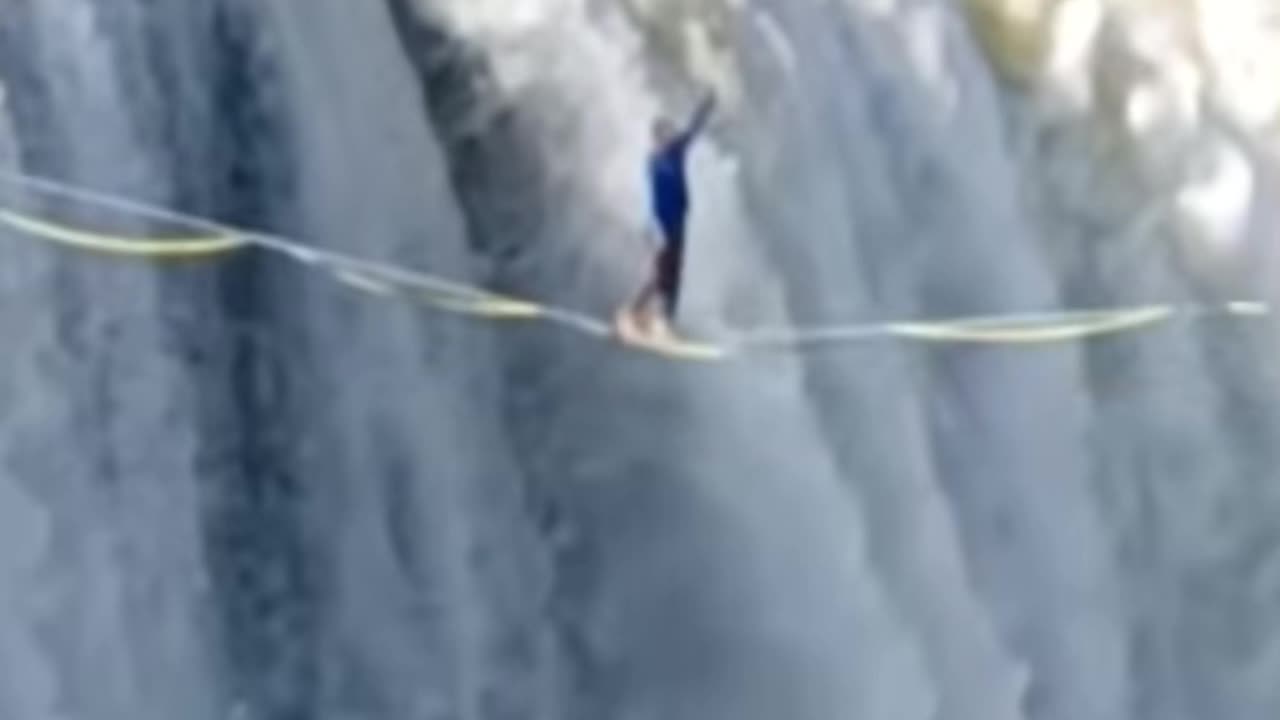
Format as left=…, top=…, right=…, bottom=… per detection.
left=1, top=1, right=1278, bottom=719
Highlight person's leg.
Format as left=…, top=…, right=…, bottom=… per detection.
left=632, top=247, right=670, bottom=333
left=621, top=239, right=664, bottom=333
left=623, top=218, right=683, bottom=335
left=657, top=217, right=686, bottom=321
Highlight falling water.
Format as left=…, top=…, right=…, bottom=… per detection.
left=1, top=1, right=1279, bottom=720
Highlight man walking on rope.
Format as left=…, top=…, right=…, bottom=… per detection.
left=617, top=89, right=716, bottom=341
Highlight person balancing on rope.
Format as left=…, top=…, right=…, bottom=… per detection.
left=616, top=88, right=716, bottom=342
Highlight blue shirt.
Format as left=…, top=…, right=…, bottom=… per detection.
left=649, top=138, right=693, bottom=234
left=647, top=95, right=714, bottom=243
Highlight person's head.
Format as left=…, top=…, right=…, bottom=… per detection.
left=651, top=117, right=676, bottom=148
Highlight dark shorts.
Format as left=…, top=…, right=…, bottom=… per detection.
left=655, top=220, right=686, bottom=315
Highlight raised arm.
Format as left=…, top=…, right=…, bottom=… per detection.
left=678, top=90, right=716, bottom=146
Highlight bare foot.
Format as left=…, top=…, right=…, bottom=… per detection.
left=613, top=307, right=635, bottom=338
left=648, top=315, right=675, bottom=341
left=633, top=308, right=658, bottom=336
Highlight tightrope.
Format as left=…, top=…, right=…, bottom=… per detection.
left=0, top=168, right=1269, bottom=361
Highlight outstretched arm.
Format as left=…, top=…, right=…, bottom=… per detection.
left=678, top=90, right=716, bottom=145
